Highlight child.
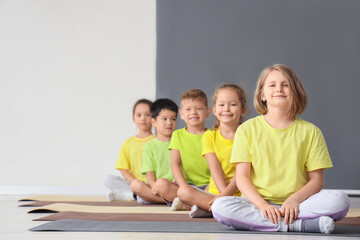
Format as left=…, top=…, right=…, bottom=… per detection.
left=211, top=64, right=350, bottom=234
left=152, top=89, right=211, bottom=209
left=130, top=98, right=178, bottom=204
left=104, top=99, right=155, bottom=201
left=176, top=84, right=247, bottom=217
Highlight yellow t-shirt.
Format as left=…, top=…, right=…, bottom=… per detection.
left=230, top=115, right=333, bottom=204
left=202, top=128, right=240, bottom=196
left=115, top=135, right=155, bottom=181
left=169, top=128, right=210, bottom=186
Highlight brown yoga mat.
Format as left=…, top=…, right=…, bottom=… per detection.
left=19, top=201, right=165, bottom=207
left=28, top=203, right=188, bottom=214
left=336, top=217, right=360, bottom=226
left=346, top=208, right=360, bottom=217
left=19, top=195, right=109, bottom=202
left=33, top=211, right=215, bottom=222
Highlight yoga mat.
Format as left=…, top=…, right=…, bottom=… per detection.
left=29, top=219, right=360, bottom=237
left=32, top=211, right=359, bottom=225
left=33, top=211, right=215, bottom=222
left=28, top=203, right=188, bottom=214
left=346, top=209, right=360, bottom=217
left=19, top=195, right=109, bottom=202
left=19, top=201, right=158, bottom=207
left=336, top=217, right=360, bottom=226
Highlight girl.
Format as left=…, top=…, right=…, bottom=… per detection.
left=211, top=64, right=350, bottom=234
left=176, top=84, right=247, bottom=217
left=104, top=99, right=155, bottom=201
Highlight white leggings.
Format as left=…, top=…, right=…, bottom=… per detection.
left=211, top=190, right=350, bottom=232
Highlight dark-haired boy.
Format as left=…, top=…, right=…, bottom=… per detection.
left=130, top=98, right=178, bottom=204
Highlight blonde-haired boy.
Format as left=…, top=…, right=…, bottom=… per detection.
left=152, top=89, right=211, bottom=210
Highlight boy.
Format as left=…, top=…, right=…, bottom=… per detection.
left=130, top=98, right=178, bottom=204
left=153, top=89, right=211, bottom=210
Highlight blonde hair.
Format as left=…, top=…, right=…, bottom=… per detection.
left=254, top=64, right=307, bottom=118
left=180, top=88, right=208, bottom=108
left=212, top=84, right=247, bottom=129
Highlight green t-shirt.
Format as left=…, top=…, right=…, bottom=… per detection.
left=169, top=128, right=210, bottom=186
left=231, top=115, right=333, bottom=204
left=141, top=138, right=173, bottom=181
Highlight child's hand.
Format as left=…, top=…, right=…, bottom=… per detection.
left=280, top=198, right=300, bottom=224
left=259, top=203, right=282, bottom=224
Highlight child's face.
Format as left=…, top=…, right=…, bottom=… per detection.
left=133, top=103, right=152, bottom=132
left=213, top=88, right=243, bottom=126
left=261, top=70, right=292, bottom=110
left=180, top=98, right=209, bottom=128
left=152, top=109, right=177, bottom=139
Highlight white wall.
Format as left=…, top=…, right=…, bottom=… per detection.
left=0, top=1, right=156, bottom=188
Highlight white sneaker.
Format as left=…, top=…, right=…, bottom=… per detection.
left=136, top=196, right=152, bottom=205
left=189, top=205, right=213, bottom=218
left=170, top=197, right=191, bottom=211
left=319, top=216, right=335, bottom=234
left=107, top=191, right=135, bottom=201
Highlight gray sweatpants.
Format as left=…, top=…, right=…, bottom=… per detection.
left=211, top=189, right=350, bottom=232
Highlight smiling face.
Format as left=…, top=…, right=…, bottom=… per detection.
left=152, top=109, right=177, bottom=140
left=132, top=103, right=152, bottom=132
left=261, top=70, right=292, bottom=110
left=213, top=88, right=243, bottom=127
left=180, top=98, right=209, bottom=129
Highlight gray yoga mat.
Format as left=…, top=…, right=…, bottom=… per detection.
left=29, top=219, right=360, bottom=237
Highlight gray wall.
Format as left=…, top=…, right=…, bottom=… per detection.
left=156, top=0, right=360, bottom=189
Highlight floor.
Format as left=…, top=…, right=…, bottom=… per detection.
left=1, top=194, right=359, bottom=240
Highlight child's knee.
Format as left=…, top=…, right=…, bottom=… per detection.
left=211, top=196, right=247, bottom=216
left=130, top=179, right=142, bottom=193
left=151, top=181, right=161, bottom=194
left=321, top=189, right=350, bottom=210
left=152, top=178, right=168, bottom=194
left=211, top=196, right=236, bottom=225
left=211, top=196, right=229, bottom=213
left=334, top=190, right=350, bottom=209
left=177, top=186, right=193, bottom=202
left=305, top=189, right=350, bottom=221
left=103, top=174, right=113, bottom=186
left=326, top=190, right=350, bottom=220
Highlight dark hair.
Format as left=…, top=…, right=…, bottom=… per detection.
left=151, top=98, right=178, bottom=119
left=132, top=99, right=152, bottom=115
